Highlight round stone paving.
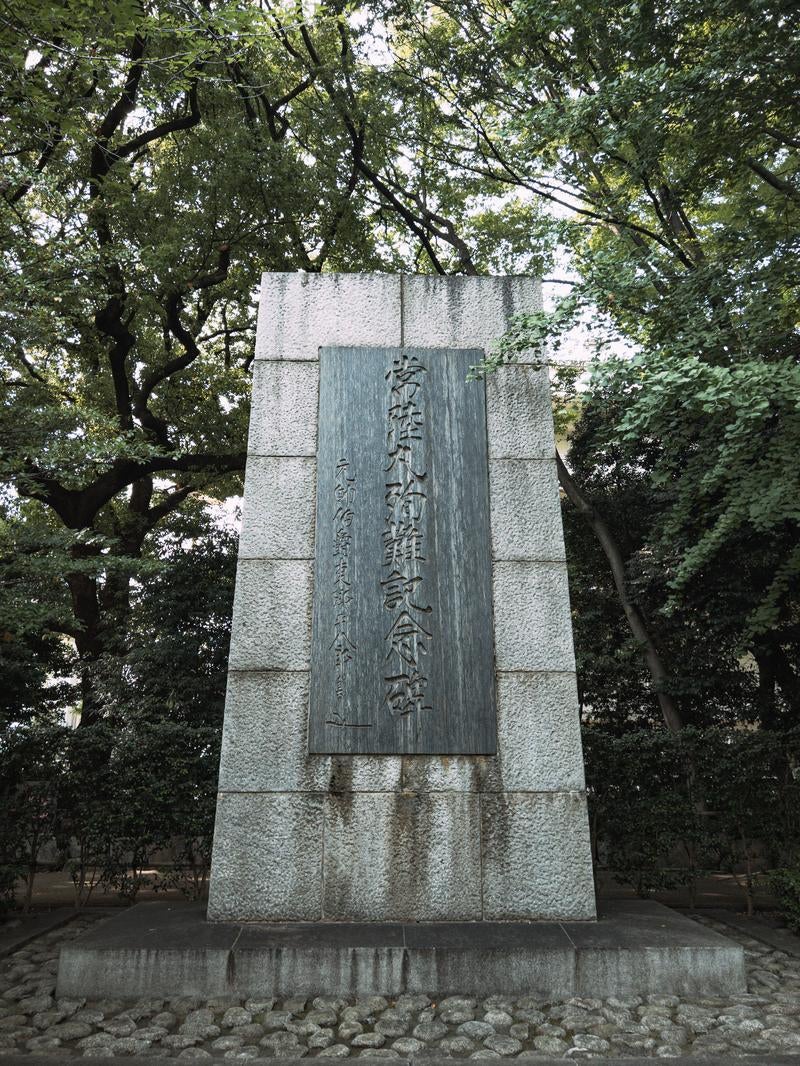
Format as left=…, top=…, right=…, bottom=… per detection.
left=1, top=913, right=799, bottom=1058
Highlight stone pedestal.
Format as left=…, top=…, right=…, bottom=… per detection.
left=207, top=273, right=596, bottom=923
left=56, top=900, right=747, bottom=1000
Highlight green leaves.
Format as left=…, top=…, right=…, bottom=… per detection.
left=585, top=726, right=800, bottom=904
left=593, top=353, right=800, bottom=639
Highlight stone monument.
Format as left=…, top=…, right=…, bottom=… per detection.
left=56, top=273, right=747, bottom=1001
left=207, top=272, right=596, bottom=923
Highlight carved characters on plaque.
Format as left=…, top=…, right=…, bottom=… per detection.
left=309, top=346, right=496, bottom=755
left=328, top=458, right=356, bottom=725
left=382, top=353, right=433, bottom=722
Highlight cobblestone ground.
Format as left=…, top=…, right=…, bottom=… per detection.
left=2, top=913, right=800, bottom=1059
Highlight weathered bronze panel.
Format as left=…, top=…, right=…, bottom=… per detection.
left=308, top=346, right=496, bottom=754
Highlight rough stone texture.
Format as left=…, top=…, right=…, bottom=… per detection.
left=495, top=672, right=586, bottom=792
left=488, top=460, right=564, bottom=562
left=492, top=562, right=577, bottom=673
left=485, top=366, right=555, bottom=459
left=256, top=274, right=402, bottom=361
left=396, top=757, right=501, bottom=795
left=217, top=672, right=329, bottom=794
left=207, top=794, right=323, bottom=921
left=322, top=794, right=482, bottom=921
left=210, top=273, right=594, bottom=923
left=248, top=360, right=319, bottom=458
left=481, top=793, right=595, bottom=920
left=238, top=458, right=316, bottom=560
left=227, top=559, right=312, bottom=671
left=402, top=276, right=541, bottom=359
left=55, top=904, right=747, bottom=1001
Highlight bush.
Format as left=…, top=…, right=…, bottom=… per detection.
left=0, top=725, right=67, bottom=912
left=0, top=717, right=220, bottom=910
left=584, top=727, right=800, bottom=912
left=768, top=868, right=800, bottom=932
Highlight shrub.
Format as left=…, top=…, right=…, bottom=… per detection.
left=768, top=868, right=800, bottom=932
left=584, top=726, right=800, bottom=912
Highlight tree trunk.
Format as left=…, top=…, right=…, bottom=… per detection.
left=555, top=450, right=684, bottom=732
left=754, top=646, right=779, bottom=727
left=65, top=558, right=105, bottom=728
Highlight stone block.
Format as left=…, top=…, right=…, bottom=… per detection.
left=57, top=904, right=238, bottom=999
left=238, top=457, right=316, bottom=560
left=400, top=921, right=576, bottom=999
left=496, top=672, right=586, bottom=792
left=232, top=929, right=409, bottom=997
left=248, top=360, right=319, bottom=457
left=207, top=793, right=324, bottom=921
left=486, top=365, right=555, bottom=459
left=256, top=273, right=402, bottom=361
left=227, top=559, right=312, bottom=671
left=57, top=899, right=746, bottom=1000
left=330, top=756, right=407, bottom=792
left=571, top=900, right=748, bottom=997
left=217, top=671, right=329, bottom=792
left=492, top=561, right=577, bottom=672
left=489, top=459, right=565, bottom=561
left=481, top=792, right=596, bottom=920
left=323, top=793, right=482, bottom=921
left=402, top=275, right=541, bottom=358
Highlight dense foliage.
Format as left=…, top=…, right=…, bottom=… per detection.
left=584, top=727, right=800, bottom=915
left=0, top=0, right=417, bottom=727
left=0, top=509, right=234, bottom=910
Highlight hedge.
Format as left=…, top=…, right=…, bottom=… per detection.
left=584, top=726, right=800, bottom=914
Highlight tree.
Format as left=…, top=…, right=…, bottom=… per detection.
left=4, top=0, right=798, bottom=735
left=562, top=389, right=767, bottom=729
left=0, top=0, right=399, bottom=722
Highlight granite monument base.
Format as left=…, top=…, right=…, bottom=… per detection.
left=209, top=274, right=597, bottom=926
left=56, top=900, right=745, bottom=1000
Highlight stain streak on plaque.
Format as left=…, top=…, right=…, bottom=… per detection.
left=309, top=346, right=496, bottom=755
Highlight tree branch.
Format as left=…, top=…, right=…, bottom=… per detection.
left=114, top=81, right=201, bottom=158
left=555, top=449, right=684, bottom=732
left=747, top=157, right=800, bottom=202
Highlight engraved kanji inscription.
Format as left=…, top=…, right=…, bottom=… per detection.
left=309, top=346, right=497, bottom=755
left=382, top=353, right=432, bottom=722
left=326, top=458, right=364, bottom=727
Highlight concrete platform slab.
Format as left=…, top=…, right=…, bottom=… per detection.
left=56, top=900, right=745, bottom=999
left=569, top=899, right=747, bottom=997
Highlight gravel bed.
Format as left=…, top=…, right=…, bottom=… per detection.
left=1, top=912, right=800, bottom=1059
